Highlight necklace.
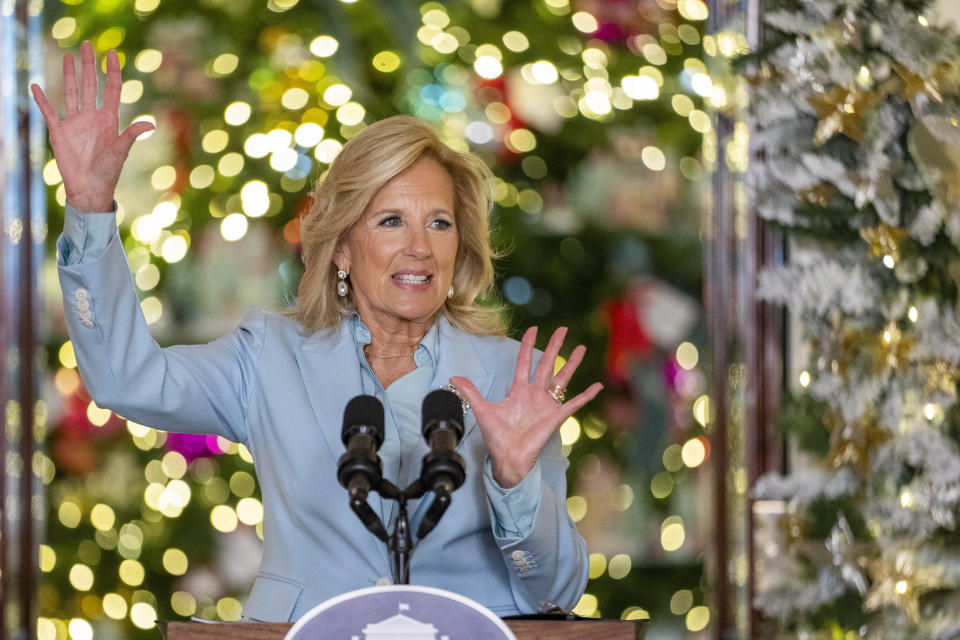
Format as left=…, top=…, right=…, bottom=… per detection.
left=363, top=345, right=416, bottom=361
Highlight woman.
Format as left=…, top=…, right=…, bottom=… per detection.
left=33, top=42, right=602, bottom=621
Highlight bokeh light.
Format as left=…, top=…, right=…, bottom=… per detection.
left=372, top=50, right=401, bottom=72
left=134, top=49, right=162, bottom=73
left=211, top=505, right=239, bottom=532
left=323, top=84, right=351, bottom=107
left=661, top=517, right=686, bottom=552
left=671, top=589, right=694, bottom=615
left=310, top=35, right=339, bottom=57
left=69, top=564, right=94, bottom=591
left=171, top=592, right=197, bottom=617
left=560, top=417, right=581, bottom=446
left=130, top=602, right=157, bottom=629
left=220, top=213, right=249, bottom=242
left=676, top=342, right=699, bottom=369
left=225, top=101, right=252, bottom=126
left=681, top=437, right=707, bottom=468
left=608, top=554, right=632, bottom=579
left=566, top=496, right=587, bottom=522
left=693, top=394, right=710, bottom=427
left=68, top=619, right=93, bottom=640
left=162, top=549, right=189, bottom=575
left=686, top=605, right=710, bottom=631
left=573, top=593, right=598, bottom=617
left=103, top=593, right=128, bottom=620
left=474, top=55, right=502, bottom=79
left=588, top=553, right=607, bottom=579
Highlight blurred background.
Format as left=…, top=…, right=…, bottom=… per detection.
left=4, top=0, right=724, bottom=638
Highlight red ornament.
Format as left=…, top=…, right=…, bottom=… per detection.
left=603, top=293, right=652, bottom=386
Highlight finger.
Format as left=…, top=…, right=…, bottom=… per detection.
left=80, top=41, right=97, bottom=109
left=552, top=344, right=586, bottom=390
left=103, top=50, right=121, bottom=112
left=512, top=326, right=537, bottom=387
left=118, top=120, right=156, bottom=155
left=534, top=326, right=567, bottom=388
left=557, top=382, right=603, bottom=417
left=31, top=85, right=60, bottom=128
left=448, top=376, right=486, bottom=411
left=63, top=53, right=78, bottom=112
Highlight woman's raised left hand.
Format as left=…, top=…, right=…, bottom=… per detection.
left=450, top=327, right=603, bottom=488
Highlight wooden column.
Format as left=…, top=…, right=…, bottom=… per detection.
left=0, top=3, right=45, bottom=639
left=741, top=0, right=789, bottom=638
left=706, top=0, right=782, bottom=638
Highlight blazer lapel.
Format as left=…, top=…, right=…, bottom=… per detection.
left=431, top=315, right=494, bottom=445
left=295, top=322, right=392, bottom=573
left=295, top=323, right=362, bottom=460
left=410, top=317, right=496, bottom=531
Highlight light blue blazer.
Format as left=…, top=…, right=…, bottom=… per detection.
left=57, top=216, right=589, bottom=621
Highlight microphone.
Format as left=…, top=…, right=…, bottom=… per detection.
left=417, top=389, right=466, bottom=539
left=337, top=395, right=385, bottom=502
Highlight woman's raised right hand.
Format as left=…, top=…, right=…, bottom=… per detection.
left=31, top=41, right=154, bottom=213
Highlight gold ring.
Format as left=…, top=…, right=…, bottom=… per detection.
left=548, top=384, right=566, bottom=405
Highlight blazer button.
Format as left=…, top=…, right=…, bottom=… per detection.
left=77, top=299, right=90, bottom=312
left=79, top=309, right=92, bottom=321
left=375, top=577, right=392, bottom=586
left=82, top=319, right=94, bottom=329
left=511, top=550, right=525, bottom=562
left=75, top=288, right=89, bottom=301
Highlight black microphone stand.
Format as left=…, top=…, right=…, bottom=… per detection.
left=377, top=478, right=423, bottom=585
left=349, top=477, right=443, bottom=585
left=348, top=475, right=458, bottom=585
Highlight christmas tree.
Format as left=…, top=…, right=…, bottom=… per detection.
left=38, top=0, right=714, bottom=637
left=750, top=0, right=960, bottom=637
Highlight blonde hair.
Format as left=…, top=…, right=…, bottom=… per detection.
left=295, top=115, right=505, bottom=336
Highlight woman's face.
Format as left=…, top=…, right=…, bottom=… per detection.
left=335, top=155, right=459, bottom=332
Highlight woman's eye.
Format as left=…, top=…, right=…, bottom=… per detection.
left=431, top=218, right=453, bottom=230
left=378, top=216, right=401, bottom=227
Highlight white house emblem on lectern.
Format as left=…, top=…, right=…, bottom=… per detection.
left=351, top=604, right=449, bottom=640
left=284, top=585, right=515, bottom=640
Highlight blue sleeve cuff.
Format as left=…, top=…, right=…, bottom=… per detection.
left=484, top=457, right=543, bottom=539
left=58, top=203, right=118, bottom=266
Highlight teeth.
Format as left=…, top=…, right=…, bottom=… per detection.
left=394, top=274, right=429, bottom=284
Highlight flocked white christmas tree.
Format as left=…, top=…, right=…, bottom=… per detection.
left=748, top=0, right=960, bottom=637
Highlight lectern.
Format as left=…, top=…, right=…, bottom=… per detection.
left=160, top=619, right=648, bottom=640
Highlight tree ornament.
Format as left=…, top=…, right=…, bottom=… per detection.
left=892, top=61, right=946, bottom=115
left=824, top=411, right=890, bottom=476
left=872, top=322, right=914, bottom=374
left=908, top=120, right=960, bottom=209
left=864, top=549, right=943, bottom=624
left=798, top=183, right=840, bottom=206
left=825, top=513, right=868, bottom=595
left=850, top=158, right=899, bottom=225
left=807, top=86, right=882, bottom=146
left=920, top=360, right=960, bottom=396
left=859, top=224, right=909, bottom=262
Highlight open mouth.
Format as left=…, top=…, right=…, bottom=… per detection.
left=392, top=273, right=431, bottom=285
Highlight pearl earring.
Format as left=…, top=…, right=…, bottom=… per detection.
left=448, top=285, right=454, bottom=299
left=337, top=269, right=349, bottom=297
